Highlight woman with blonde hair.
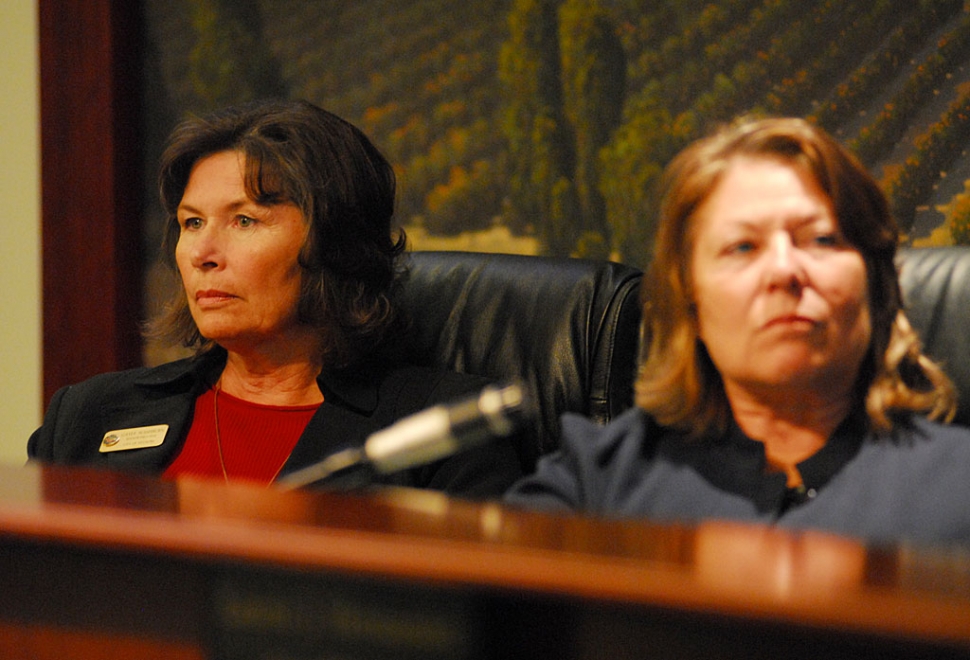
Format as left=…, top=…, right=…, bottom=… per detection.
left=507, top=117, right=970, bottom=546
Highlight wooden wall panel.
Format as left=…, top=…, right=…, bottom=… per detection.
left=39, top=0, right=143, bottom=403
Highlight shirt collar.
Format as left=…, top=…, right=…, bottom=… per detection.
left=795, top=411, right=867, bottom=492
left=132, top=347, right=384, bottom=415
left=680, top=412, right=868, bottom=514
left=316, top=367, right=380, bottom=414
left=132, top=350, right=224, bottom=393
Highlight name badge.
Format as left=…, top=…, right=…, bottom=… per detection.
left=99, top=425, right=169, bottom=453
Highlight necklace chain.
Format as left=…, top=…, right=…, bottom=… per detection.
left=212, top=384, right=289, bottom=485
left=212, top=384, right=230, bottom=482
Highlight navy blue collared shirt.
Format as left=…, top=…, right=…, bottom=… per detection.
left=506, top=407, right=970, bottom=547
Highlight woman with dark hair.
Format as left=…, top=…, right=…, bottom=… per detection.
left=507, top=117, right=970, bottom=545
left=28, top=99, right=520, bottom=497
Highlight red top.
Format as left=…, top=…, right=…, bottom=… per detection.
left=163, top=388, right=320, bottom=484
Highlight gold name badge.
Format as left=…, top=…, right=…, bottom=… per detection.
left=99, top=425, right=169, bottom=453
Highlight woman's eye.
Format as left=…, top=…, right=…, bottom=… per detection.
left=237, top=215, right=257, bottom=228
left=726, top=240, right=755, bottom=255
left=813, top=233, right=839, bottom=247
left=181, top=217, right=202, bottom=231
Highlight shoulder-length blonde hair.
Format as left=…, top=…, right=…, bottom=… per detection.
left=636, top=116, right=955, bottom=437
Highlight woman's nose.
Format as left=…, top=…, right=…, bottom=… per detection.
left=764, top=234, right=805, bottom=290
left=186, top=225, right=223, bottom=270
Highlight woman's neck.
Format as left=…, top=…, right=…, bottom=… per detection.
left=218, top=345, right=324, bottom=406
left=726, top=385, right=853, bottom=487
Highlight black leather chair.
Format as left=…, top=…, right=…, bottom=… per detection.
left=401, top=251, right=643, bottom=472
left=898, top=246, right=970, bottom=427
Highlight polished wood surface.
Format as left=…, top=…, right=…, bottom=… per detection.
left=1, top=462, right=968, bottom=658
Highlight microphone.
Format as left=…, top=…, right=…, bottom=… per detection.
left=277, top=382, right=528, bottom=490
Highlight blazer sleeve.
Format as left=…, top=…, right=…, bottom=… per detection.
left=26, top=385, right=73, bottom=463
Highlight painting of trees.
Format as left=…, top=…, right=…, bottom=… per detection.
left=143, top=0, right=970, bottom=276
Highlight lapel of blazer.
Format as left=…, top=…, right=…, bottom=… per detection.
left=278, top=365, right=384, bottom=478
left=91, top=351, right=225, bottom=473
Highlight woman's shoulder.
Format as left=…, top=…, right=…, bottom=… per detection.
left=504, top=407, right=661, bottom=512
left=855, top=416, right=970, bottom=477
left=827, top=416, right=970, bottom=545
left=558, top=406, right=661, bottom=461
left=55, top=355, right=208, bottom=398
left=29, top=355, right=210, bottom=464
left=887, top=415, right=970, bottom=445
left=901, top=415, right=970, bottom=451
left=40, top=355, right=220, bottom=425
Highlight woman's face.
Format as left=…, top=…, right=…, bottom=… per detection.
left=175, top=150, right=310, bottom=355
left=689, top=156, right=871, bottom=403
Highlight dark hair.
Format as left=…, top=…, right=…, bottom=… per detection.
left=151, top=99, right=407, bottom=368
left=636, top=116, right=954, bottom=435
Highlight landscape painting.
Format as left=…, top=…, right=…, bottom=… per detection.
left=140, top=0, right=970, bottom=362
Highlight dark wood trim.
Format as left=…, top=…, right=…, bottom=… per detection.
left=39, top=0, right=143, bottom=404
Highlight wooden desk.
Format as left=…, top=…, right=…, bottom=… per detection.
left=0, top=463, right=968, bottom=659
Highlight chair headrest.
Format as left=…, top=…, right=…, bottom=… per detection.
left=898, top=246, right=970, bottom=427
left=401, top=251, right=643, bottom=469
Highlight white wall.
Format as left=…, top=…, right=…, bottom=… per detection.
left=0, top=2, right=42, bottom=466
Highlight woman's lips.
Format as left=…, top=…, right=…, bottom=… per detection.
left=764, top=314, right=817, bottom=330
left=195, top=289, right=235, bottom=306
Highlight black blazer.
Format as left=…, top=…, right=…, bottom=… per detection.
left=27, top=350, right=522, bottom=499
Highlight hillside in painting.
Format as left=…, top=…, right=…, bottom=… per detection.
left=143, top=0, right=970, bottom=266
